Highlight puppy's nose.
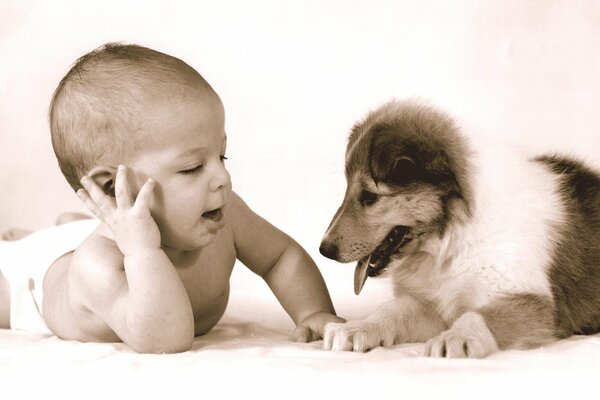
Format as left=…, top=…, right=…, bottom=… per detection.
left=319, top=242, right=339, bottom=260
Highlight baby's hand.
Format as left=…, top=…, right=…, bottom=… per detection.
left=78, top=165, right=161, bottom=256
left=292, top=312, right=346, bottom=343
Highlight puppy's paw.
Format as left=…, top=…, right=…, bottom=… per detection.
left=424, top=331, right=490, bottom=358
left=424, top=312, right=498, bottom=358
left=323, top=320, right=395, bottom=352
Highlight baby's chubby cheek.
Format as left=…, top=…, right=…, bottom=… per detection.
left=129, top=171, right=166, bottom=210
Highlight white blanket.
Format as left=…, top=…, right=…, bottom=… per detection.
left=2, top=262, right=598, bottom=400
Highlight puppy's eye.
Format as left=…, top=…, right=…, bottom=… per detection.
left=359, top=190, right=378, bottom=207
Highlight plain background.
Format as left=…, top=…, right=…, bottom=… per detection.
left=1, top=1, right=599, bottom=287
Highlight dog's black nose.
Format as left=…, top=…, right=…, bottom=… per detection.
left=319, top=242, right=339, bottom=260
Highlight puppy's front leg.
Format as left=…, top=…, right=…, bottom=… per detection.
left=425, top=293, right=555, bottom=358
left=424, top=312, right=498, bottom=358
left=324, top=295, right=446, bottom=352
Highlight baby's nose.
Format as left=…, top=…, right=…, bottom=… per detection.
left=210, top=163, right=230, bottom=191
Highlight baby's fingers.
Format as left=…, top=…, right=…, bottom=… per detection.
left=76, top=188, right=105, bottom=220
left=79, top=176, right=115, bottom=214
left=132, top=178, right=155, bottom=212
left=292, top=325, right=320, bottom=343
left=114, top=165, right=133, bottom=209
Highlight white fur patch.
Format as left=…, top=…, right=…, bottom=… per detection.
left=391, top=140, right=565, bottom=323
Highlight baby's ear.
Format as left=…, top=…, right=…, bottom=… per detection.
left=87, top=166, right=117, bottom=197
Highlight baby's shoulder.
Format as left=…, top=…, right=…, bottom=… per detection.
left=225, top=191, right=258, bottom=236
left=225, top=190, right=291, bottom=251
left=226, top=191, right=257, bottom=224
left=69, top=232, right=124, bottom=290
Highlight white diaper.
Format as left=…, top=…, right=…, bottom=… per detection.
left=0, top=219, right=100, bottom=333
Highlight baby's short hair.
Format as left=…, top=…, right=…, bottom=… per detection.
left=49, top=42, right=212, bottom=191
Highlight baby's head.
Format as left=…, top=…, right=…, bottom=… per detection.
left=50, top=43, right=220, bottom=190
left=50, top=43, right=230, bottom=249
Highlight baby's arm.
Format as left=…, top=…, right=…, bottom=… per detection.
left=72, top=166, right=194, bottom=353
left=230, top=193, right=344, bottom=341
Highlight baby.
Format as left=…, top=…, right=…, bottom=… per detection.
left=0, top=43, right=343, bottom=353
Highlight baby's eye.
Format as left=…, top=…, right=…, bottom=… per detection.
left=220, top=155, right=228, bottom=163
left=179, top=164, right=203, bottom=175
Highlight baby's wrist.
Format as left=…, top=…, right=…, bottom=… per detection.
left=121, top=245, right=164, bottom=259
left=298, top=310, right=331, bottom=323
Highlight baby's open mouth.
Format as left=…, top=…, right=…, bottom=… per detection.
left=354, top=226, right=412, bottom=295
left=202, top=208, right=222, bottom=222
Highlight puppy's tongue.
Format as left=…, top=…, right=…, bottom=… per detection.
left=354, top=256, right=372, bottom=295
left=354, top=226, right=410, bottom=295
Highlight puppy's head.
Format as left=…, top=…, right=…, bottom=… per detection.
left=320, top=100, right=472, bottom=267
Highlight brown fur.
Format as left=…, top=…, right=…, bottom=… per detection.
left=479, top=294, right=555, bottom=349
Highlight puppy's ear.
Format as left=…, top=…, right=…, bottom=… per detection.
left=369, top=130, right=424, bottom=186
left=388, top=156, right=420, bottom=186
left=87, top=166, right=117, bottom=197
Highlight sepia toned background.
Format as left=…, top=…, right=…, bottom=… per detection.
left=2, top=2, right=600, bottom=397
left=1, top=0, right=599, bottom=294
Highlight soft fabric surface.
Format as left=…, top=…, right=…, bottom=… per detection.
left=2, top=262, right=598, bottom=399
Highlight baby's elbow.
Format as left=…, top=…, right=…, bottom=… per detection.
left=131, top=332, right=194, bottom=354
left=154, top=341, right=193, bottom=354
left=167, top=334, right=195, bottom=354
left=126, top=312, right=195, bottom=354
left=133, top=339, right=193, bottom=354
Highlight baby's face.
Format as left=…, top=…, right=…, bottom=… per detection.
left=125, top=90, right=231, bottom=251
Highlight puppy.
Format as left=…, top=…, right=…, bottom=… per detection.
left=319, top=99, right=600, bottom=358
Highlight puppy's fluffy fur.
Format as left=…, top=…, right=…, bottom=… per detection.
left=320, top=100, right=600, bottom=358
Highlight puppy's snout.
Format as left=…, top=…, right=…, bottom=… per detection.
left=319, top=241, right=339, bottom=260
